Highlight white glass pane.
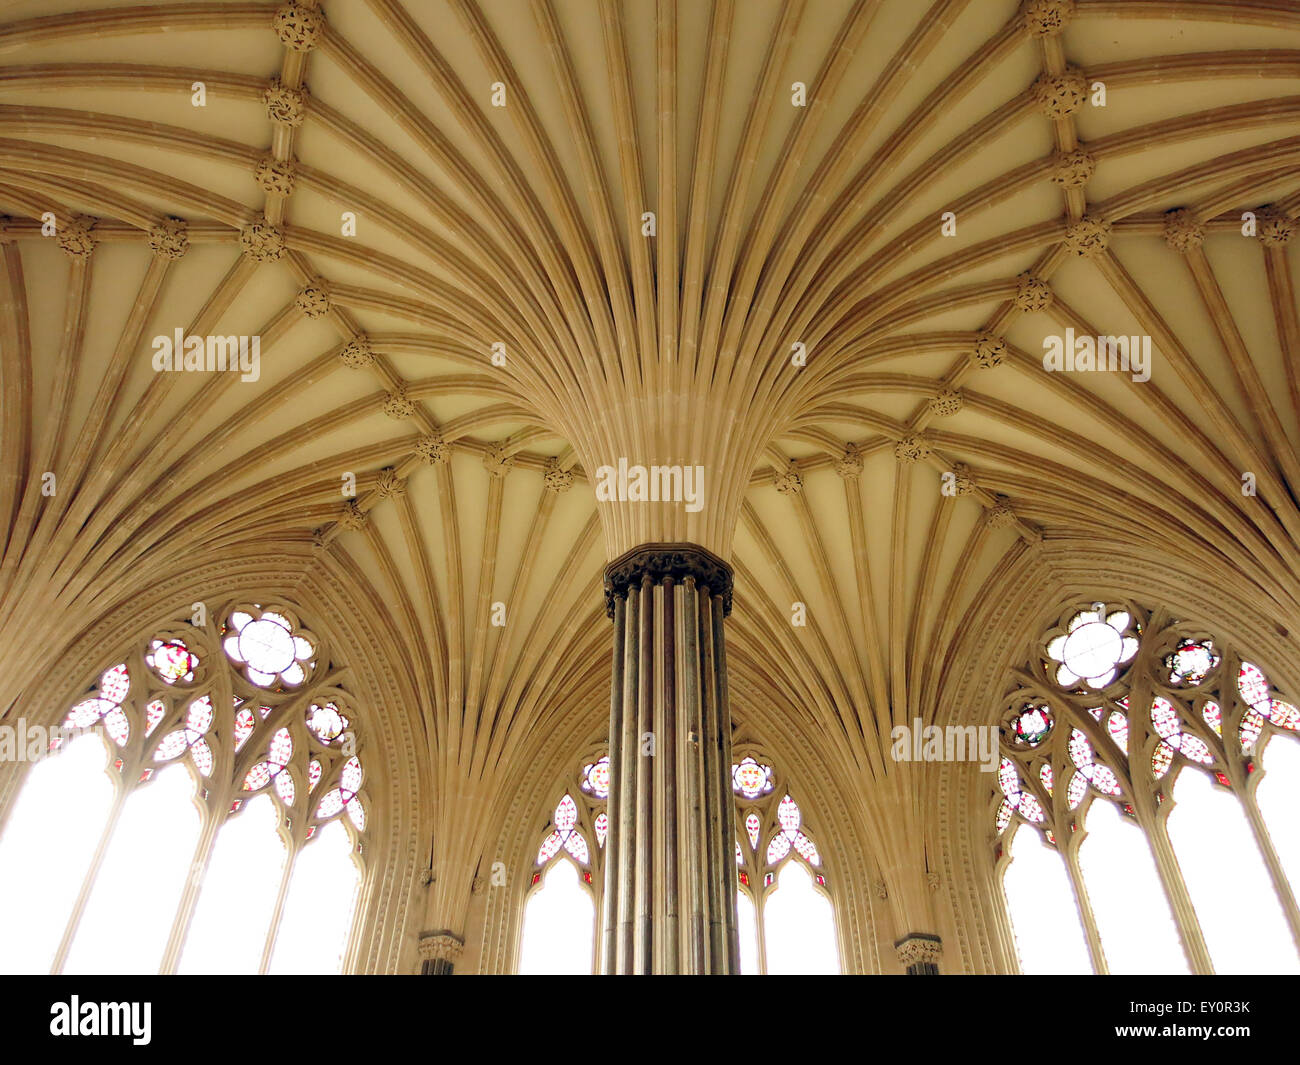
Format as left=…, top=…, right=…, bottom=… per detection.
left=1168, top=767, right=1300, bottom=973
left=517, top=858, right=594, bottom=975
left=0, top=734, right=115, bottom=973
left=736, top=889, right=759, bottom=974
left=1003, top=825, right=1092, bottom=974
left=1078, top=799, right=1188, bottom=973
left=267, top=820, right=359, bottom=974
left=178, top=794, right=287, bottom=974
left=1256, top=735, right=1300, bottom=893
left=64, top=763, right=200, bottom=974
left=763, top=861, right=839, bottom=974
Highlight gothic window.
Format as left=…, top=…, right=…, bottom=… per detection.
left=994, top=600, right=1300, bottom=974
left=517, top=752, right=839, bottom=974
left=517, top=758, right=607, bottom=975
left=732, top=755, right=840, bottom=974
left=0, top=603, right=368, bottom=975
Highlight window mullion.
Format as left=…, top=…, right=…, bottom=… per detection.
left=50, top=773, right=130, bottom=974
left=157, top=800, right=222, bottom=973
left=1124, top=651, right=1216, bottom=974
left=1061, top=835, right=1109, bottom=974
left=1141, top=808, right=1215, bottom=973
left=1237, top=780, right=1300, bottom=957
left=258, top=842, right=299, bottom=974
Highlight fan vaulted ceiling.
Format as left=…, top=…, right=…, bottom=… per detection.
left=1, top=0, right=1299, bottom=932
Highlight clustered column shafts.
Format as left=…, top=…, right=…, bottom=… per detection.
left=600, top=544, right=740, bottom=974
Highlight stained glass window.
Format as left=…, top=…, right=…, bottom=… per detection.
left=521, top=758, right=608, bottom=973
left=1009, top=704, right=1052, bottom=747
left=732, top=756, right=838, bottom=974
left=732, top=756, right=774, bottom=799
left=580, top=756, right=610, bottom=799
left=996, top=599, right=1300, bottom=975
left=1044, top=607, right=1138, bottom=690
left=523, top=750, right=839, bottom=974
left=536, top=794, right=590, bottom=865
left=0, top=601, right=368, bottom=975
left=222, top=607, right=316, bottom=689
left=1165, top=639, right=1219, bottom=686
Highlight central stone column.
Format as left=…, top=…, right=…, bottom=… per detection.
left=600, top=543, right=739, bottom=974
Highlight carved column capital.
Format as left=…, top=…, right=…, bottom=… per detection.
left=417, top=931, right=464, bottom=975
left=894, top=931, right=943, bottom=974
left=603, top=542, right=734, bottom=618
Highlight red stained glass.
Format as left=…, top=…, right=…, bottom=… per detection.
left=792, top=831, right=821, bottom=866
left=190, top=737, right=213, bottom=776
left=1011, top=704, right=1052, bottom=746
left=1152, top=743, right=1174, bottom=778
left=233, top=707, right=256, bottom=750
left=732, top=757, right=774, bottom=799
left=306, top=702, right=348, bottom=743
left=1106, top=711, right=1128, bottom=754
left=766, top=833, right=792, bottom=865
left=1202, top=700, right=1222, bottom=736
left=275, top=768, right=295, bottom=806
left=243, top=762, right=273, bottom=791
left=563, top=829, right=589, bottom=864
left=581, top=756, right=610, bottom=799
left=1150, top=697, right=1180, bottom=740
left=554, top=794, right=578, bottom=832
left=340, top=755, right=362, bottom=795
left=1238, top=662, right=1270, bottom=710
left=1270, top=699, right=1300, bottom=731
left=148, top=639, right=198, bottom=683
left=99, top=664, right=130, bottom=703
left=1067, top=769, right=1088, bottom=808
left=776, top=795, right=800, bottom=833
left=186, top=696, right=213, bottom=735
left=154, top=729, right=189, bottom=761
left=537, top=830, right=564, bottom=864
left=1240, top=708, right=1265, bottom=751
left=316, top=788, right=344, bottom=819
left=65, top=697, right=113, bottom=729
left=269, top=727, right=293, bottom=767
left=1164, top=639, right=1218, bottom=685
left=595, top=811, right=608, bottom=848
left=1018, top=793, right=1046, bottom=823
left=102, top=707, right=130, bottom=747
